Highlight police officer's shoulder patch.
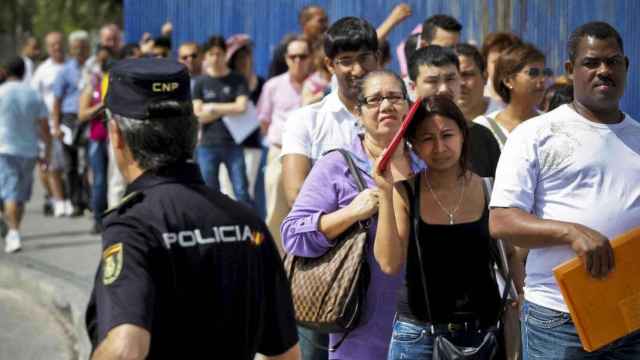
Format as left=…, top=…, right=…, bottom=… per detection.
left=102, top=243, right=123, bottom=285
left=102, top=191, right=144, bottom=217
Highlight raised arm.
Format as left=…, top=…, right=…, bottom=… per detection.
left=376, top=3, right=412, bottom=41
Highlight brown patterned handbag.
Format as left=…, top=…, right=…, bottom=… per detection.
left=282, top=148, right=370, bottom=348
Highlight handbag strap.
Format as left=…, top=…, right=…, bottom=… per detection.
left=403, top=175, right=434, bottom=322
left=481, top=177, right=516, bottom=326
left=323, top=148, right=367, bottom=192
left=483, top=115, right=508, bottom=147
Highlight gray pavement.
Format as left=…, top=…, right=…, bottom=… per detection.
left=0, top=180, right=99, bottom=359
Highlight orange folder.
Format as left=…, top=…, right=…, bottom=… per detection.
left=553, top=227, right=640, bottom=352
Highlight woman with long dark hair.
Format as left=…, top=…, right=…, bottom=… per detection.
left=374, top=95, right=522, bottom=359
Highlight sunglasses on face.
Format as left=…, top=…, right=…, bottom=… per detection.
left=287, top=53, right=310, bottom=61
left=180, top=53, right=198, bottom=61
left=523, top=67, right=554, bottom=78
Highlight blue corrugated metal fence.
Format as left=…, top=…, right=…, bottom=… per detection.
left=123, top=0, right=639, bottom=118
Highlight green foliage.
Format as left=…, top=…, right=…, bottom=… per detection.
left=32, top=0, right=123, bottom=37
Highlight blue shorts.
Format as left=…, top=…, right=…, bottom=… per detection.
left=0, top=154, right=37, bottom=202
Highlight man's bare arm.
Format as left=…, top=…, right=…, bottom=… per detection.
left=281, top=154, right=311, bottom=208
left=92, top=324, right=150, bottom=360
left=490, top=207, right=613, bottom=278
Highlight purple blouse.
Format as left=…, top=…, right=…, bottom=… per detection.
left=281, top=136, right=425, bottom=360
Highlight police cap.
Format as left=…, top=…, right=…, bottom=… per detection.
left=105, top=58, right=191, bottom=120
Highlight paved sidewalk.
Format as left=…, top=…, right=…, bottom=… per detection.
left=0, top=182, right=99, bottom=359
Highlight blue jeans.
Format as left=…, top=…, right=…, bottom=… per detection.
left=252, top=146, right=268, bottom=220
left=88, top=141, right=108, bottom=224
left=388, top=318, right=495, bottom=359
left=522, top=300, right=640, bottom=359
left=196, top=144, right=251, bottom=205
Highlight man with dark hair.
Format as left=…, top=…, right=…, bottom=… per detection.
left=408, top=45, right=501, bottom=177
left=490, top=21, right=640, bottom=359
left=282, top=16, right=379, bottom=205
left=299, top=4, right=329, bottom=47
left=453, top=43, right=505, bottom=122
left=151, top=36, right=171, bottom=58
left=85, top=58, right=300, bottom=360
left=0, top=57, right=50, bottom=253
left=421, top=14, right=462, bottom=48
left=280, top=16, right=379, bottom=360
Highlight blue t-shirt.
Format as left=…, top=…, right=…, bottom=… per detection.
left=0, top=81, right=48, bottom=157
left=52, top=58, right=84, bottom=114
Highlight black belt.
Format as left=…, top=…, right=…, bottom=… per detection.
left=397, top=314, right=483, bottom=335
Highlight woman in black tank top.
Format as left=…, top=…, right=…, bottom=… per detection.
left=372, top=96, right=522, bottom=359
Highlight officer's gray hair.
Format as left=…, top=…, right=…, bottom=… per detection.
left=107, top=102, right=197, bottom=171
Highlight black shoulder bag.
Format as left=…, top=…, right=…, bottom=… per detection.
left=404, top=175, right=511, bottom=360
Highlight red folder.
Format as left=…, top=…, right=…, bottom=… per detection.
left=377, top=98, right=422, bottom=173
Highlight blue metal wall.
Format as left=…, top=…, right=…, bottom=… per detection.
left=124, top=0, right=639, bottom=118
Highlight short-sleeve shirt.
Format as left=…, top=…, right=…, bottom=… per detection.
left=256, top=72, right=303, bottom=147
left=490, top=104, right=640, bottom=313
left=31, top=58, right=65, bottom=113
left=52, top=58, right=84, bottom=114
left=192, top=72, right=249, bottom=146
left=85, top=163, right=298, bottom=359
left=280, top=91, right=361, bottom=163
left=0, top=81, right=48, bottom=157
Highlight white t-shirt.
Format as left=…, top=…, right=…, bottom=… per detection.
left=31, top=58, right=65, bottom=112
left=490, top=104, right=640, bottom=313
left=281, top=91, right=361, bottom=162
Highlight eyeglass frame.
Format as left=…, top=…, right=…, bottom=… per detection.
left=333, top=51, right=379, bottom=70
left=357, top=92, right=408, bottom=108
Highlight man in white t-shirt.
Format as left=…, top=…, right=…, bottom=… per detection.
left=489, top=21, right=640, bottom=358
left=31, top=31, right=70, bottom=217
left=281, top=17, right=380, bottom=208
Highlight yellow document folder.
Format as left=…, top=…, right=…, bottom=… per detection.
left=553, top=227, right=640, bottom=352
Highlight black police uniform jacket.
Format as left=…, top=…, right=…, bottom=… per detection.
left=85, top=162, right=298, bottom=359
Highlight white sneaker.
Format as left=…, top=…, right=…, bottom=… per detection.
left=4, top=230, right=21, bottom=253
left=54, top=200, right=66, bottom=217
left=64, top=200, right=74, bottom=217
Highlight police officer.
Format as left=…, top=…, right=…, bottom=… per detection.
left=85, top=58, right=300, bottom=360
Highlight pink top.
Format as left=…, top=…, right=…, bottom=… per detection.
left=256, top=72, right=303, bottom=146
left=88, top=73, right=107, bottom=141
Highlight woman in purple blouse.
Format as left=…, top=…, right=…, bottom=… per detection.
left=281, top=70, right=425, bottom=360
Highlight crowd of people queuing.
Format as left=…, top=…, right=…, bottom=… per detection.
left=0, top=2, right=638, bottom=360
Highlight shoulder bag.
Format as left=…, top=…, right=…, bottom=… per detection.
left=282, top=148, right=370, bottom=351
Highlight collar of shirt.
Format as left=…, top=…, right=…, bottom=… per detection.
left=324, top=90, right=355, bottom=115
left=124, top=162, right=205, bottom=195
left=346, top=134, right=427, bottom=181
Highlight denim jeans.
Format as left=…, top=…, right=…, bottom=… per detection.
left=88, top=140, right=108, bottom=224
left=196, top=144, right=252, bottom=205
left=297, top=327, right=328, bottom=360
left=522, top=300, right=640, bottom=359
left=388, top=318, right=496, bottom=359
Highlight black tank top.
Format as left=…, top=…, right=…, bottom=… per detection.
left=397, top=178, right=501, bottom=327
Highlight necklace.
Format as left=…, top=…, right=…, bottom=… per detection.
left=424, top=171, right=466, bottom=225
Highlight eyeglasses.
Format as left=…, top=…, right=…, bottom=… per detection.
left=334, top=52, right=378, bottom=69
left=180, top=53, right=198, bottom=61
left=287, top=53, right=310, bottom=61
left=360, top=93, right=407, bottom=107
left=523, top=67, right=554, bottom=78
